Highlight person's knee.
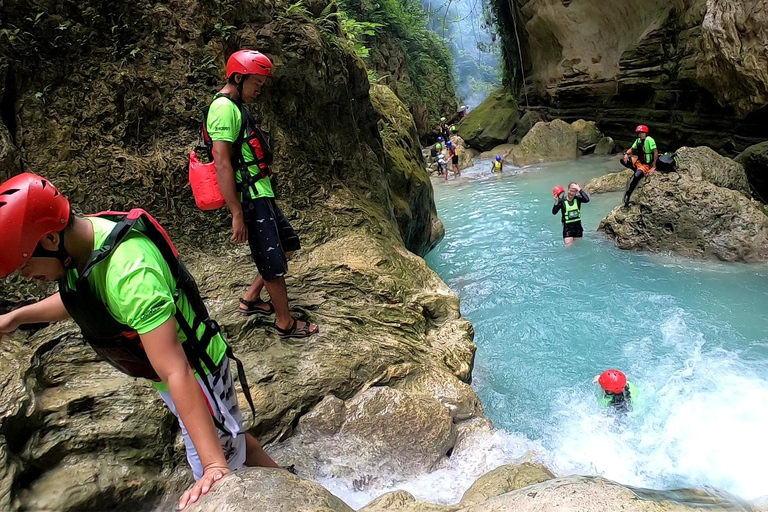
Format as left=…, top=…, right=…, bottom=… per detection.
left=619, top=157, right=634, bottom=170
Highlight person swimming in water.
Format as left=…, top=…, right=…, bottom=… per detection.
left=492, top=155, right=503, bottom=173
left=594, top=369, right=637, bottom=412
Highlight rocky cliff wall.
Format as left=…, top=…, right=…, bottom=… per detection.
left=0, top=0, right=474, bottom=509
left=492, top=0, right=768, bottom=153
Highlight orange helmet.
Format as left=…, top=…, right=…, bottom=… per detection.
left=226, top=50, right=274, bottom=78
left=0, top=173, right=71, bottom=278
left=598, top=369, right=627, bottom=394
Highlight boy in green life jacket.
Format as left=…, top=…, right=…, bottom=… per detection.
left=0, top=173, right=286, bottom=510
left=620, top=124, right=658, bottom=207
left=595, top=369, right=637, bottom=412
left=207, top=49, right=318, bottom=339
left=552, top=182, right=590, bottom=246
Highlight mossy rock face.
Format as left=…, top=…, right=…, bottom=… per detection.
left=585, top=169, right=632, bottom=194
left=457, top=90, right=520, bottom=152
left=370, top=84, right=444, bottom=255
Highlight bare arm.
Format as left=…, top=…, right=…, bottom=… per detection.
left=651, top=149, right=659, bottom=168
left=212, top=141, right=247, bottom=244
left=140, top=317, right=229, bottom=509
left=0, top=293, right=70, bottom=340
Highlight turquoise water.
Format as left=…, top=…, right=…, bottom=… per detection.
left=425, top=156, right=768, bottom=500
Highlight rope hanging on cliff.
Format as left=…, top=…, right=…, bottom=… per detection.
left=506, top=0, right=529, bottom=108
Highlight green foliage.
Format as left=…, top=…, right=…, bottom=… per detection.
left=213, top=21, right=236, bottom=40
left=338, top=0, right=457, bottom=125
left=339, top=12, right=383, bottom=58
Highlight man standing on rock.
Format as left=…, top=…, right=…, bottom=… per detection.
left=552, top=182, right=590, bottom=246
left=0, top=173, right=284, bottom=511
left=620, top=125, right=658, bottom=207
left=207, top=49, right=318, bottom=338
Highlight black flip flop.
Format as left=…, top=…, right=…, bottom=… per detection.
left=238, top=298, right=275, bottom=316
left=275, top=319, right=319, bottom=339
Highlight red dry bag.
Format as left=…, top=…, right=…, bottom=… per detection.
left=189, top=151, right=225, bottom=211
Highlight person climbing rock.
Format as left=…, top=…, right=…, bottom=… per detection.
left=0, top=173, right=285, bottom=511
left=492, top=155, right=503, bottom=173
left=447, top=140, right=460, bottom=177
left=620, top=125, right=659, bottom=207
left=439, top=117, right=450, bottom=141
left=552, top=182, right=590, bottom=246
left=457, top=105, right=468, bottom=121
left=594, top=369, right=637, bottom=412
left=207, top=49, right=318, bottom=338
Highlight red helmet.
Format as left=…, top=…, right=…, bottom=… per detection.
left=598, top=369, right=627, bottom=394
left=635, top=125, right=649, bottom=134
left=226, top=50, right=274, bottom=78
left=553, top=185, right=565, bottom=197
left=0, top=173, right=71, bottom=278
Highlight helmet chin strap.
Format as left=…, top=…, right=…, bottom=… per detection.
left=32, top=230, right=75, bottom=270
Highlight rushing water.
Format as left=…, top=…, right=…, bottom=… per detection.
left=324, top=157, right=768, bottom=508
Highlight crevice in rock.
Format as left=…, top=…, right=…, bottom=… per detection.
left=1, top=66, right=17, bottom=144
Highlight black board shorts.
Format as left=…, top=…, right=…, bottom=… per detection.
left=452, top=155, right=459, bottom=165
left=243, top=197, right=301, bottom=280
left=563, top=222, right=584, bottom=239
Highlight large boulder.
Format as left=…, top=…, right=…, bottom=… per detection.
left=460, top=475, right=752, bottom=512
left=359, top=490, right=458, bottom=512
left=585, top=169, right=632, bottom=194
left=511, top=120, right=579, bottom=166
left=599, top=146, right=768, bottom=261
left=459, top=463, right=555, bottom=507
left=571, top=119, right=603, bottom=150
left=267, top=386, right=457, bottom=486
left=457, top=90, right=520, bottom=152
left=179, top=468, right=353, bottom=512
left=595, top=137, right=616, bottom=156
left=479, top=143, right=516, bottom=161
left=734, top=141, right=768, bottom=203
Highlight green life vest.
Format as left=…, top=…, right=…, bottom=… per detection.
left=599, top=381, right=638, bottom=409
left=563, top=198, right=581, bottom=224
left=632, top=137, right=656, bottom=164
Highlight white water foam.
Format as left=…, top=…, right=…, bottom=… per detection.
left=317, top=310, right=768, bottom=508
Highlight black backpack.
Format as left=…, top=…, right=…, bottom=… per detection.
left=656, top=152, right=677, bottom=173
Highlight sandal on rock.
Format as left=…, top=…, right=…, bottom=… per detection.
left=275, top=319, right=319, bottom=339
left=239, top=298, right=275, bottom=316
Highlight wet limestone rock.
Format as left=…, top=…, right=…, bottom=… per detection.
left=734, top=141, right=768, bottom=203
left=267, top=386, right=456, bottom=485
left=179, top=468, right=353, bottom=512
left=585, top=169, right=632, bottom=194
left=449, top=135, right=473, bottom=171
left=359, top=490, right=458, bottom=512
left=571, top=119, right=603, bottom=150
left=599, top=146, right=768, bottom=261
left=595, top=137, right=616, bottom=156
left=457, top=90, right=520, bottom=152
left=511, top=120, right=578, bottom=167
left=459, top=463, right=555, bottom=507
left=479, top=144, right=515, bottom=162
left=370, top=83, right=444, bottom=255
left=460, top=475, right=752, bottom=512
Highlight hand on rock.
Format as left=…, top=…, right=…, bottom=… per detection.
left=0, top=312, right=20, bottom=341
left=178, top=465, right=230, bottom=510
left=649, top=167, right=656, bottom=175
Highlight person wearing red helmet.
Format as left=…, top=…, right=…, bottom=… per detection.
left=594, top=369, right=637, bottom=412
left=620, top=124, right=659, bottom=207
left=552, top=182, right=590, bottom=246
left=207, top=49, right=318, bottom=338
left=0, top=173, right=284, bottom=510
